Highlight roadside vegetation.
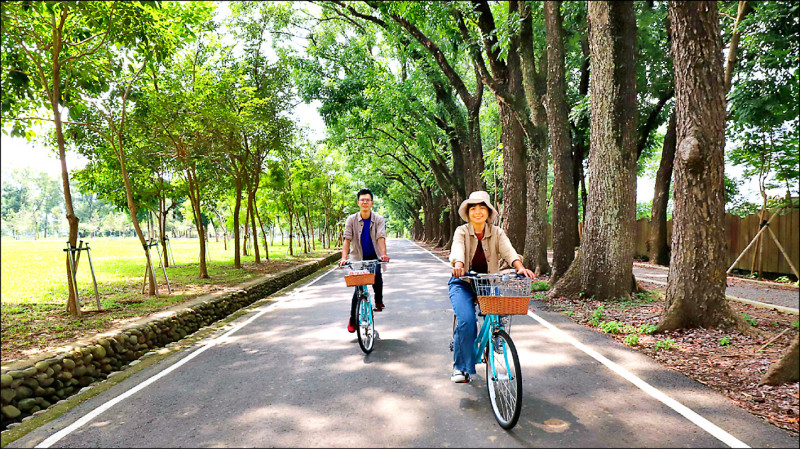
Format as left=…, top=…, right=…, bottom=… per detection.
left=1, top=238, right=333, bottom=364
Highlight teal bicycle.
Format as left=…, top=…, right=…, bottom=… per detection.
left=340, top=260, right=387, bottom=354
left=452, top=271, right=532, bottom=429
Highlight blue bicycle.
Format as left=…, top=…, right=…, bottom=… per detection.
left=451, top=272, right=532, bottom=429
left=340, top=260, right=387, bottom=354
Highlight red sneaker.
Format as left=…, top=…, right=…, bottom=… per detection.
left=374, top=303, right=385, bottom=312
left=347, top=318, right=356, bottom=333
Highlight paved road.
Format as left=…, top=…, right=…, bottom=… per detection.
left=9, top=240, right=798, bottom=448
left=631, top=263, right=799, bottom=312
left=543, top=250, right=799, bottom=312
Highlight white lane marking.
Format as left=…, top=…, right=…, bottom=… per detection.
left=406, top=238, right=452, bottom=268
left=526, top=311, right=749, bottom=448
left=36, top=266, right=338, bottom=448
left=407, top=239, right=749, bottom=448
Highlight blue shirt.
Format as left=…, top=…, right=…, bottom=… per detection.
left=361, top=216, right=377, bottom=260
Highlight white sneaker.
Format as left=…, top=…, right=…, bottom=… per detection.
left=451, top=367, right=470, bottom=383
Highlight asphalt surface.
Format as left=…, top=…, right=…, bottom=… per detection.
left=8, top=239, right=799, bottom=448
left=631, top=263, right=799, bottom=312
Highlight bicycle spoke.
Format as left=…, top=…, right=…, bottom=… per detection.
left=485, top=329, right=522, bottom=429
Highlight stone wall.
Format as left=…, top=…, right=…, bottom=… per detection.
left=0, top=253, right=339, bottom=430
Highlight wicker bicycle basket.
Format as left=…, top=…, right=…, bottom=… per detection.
left=343, top=261, right=380, bottom=287
left=472, top=275, right=532, bottom=315
left=476, top=296, right=530, bottom=315
left=344, top=271, right=375, bottom=286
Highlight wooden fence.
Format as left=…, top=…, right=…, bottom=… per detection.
left=545, top=209, right=799, bottom=276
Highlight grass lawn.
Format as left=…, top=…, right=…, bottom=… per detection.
left=1, top=237, right=337, bottom=363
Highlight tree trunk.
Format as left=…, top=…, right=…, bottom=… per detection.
left=254, top=201, right=270, bottom=261
left=52, top=68, right=81, bottom=315
left=760, top=336, right=799, bottom=386
left=120, top=156, right=158, bottom=295
left=295, top=209, right=308, bottom=253
left=648, top=112, right=676, bottom=266
left=187, top=171, right=209, bottom=279
left=288, top=210, right=294, bottom=256
left=500, top=98, right=528, bottom=253
left=551, top=0, right=638, bottom=301
left=243, top=207, right=250, bottom=257
left=723, top=1, right=753, bottom=94
left=523, top=129, right=550, bottom=275
left=233, top=177, right=243, bottom=268
left=516, top=0, right=550, bottom=274
left=158, top=193, right=170, bottom=268
left=544, top=1, right=578, bottom=283
left=248, top=187, right=260, bottom=263
left=658, top=0, right=743, bottom=331
left=465, top=98, right=486, bottom=194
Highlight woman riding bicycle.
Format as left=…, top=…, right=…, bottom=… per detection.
left=448, top=191, right=535, bottom=383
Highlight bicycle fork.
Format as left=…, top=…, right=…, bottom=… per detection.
left=358, top=286, right=372, bottom=325
left=474, top=316, right=514, bottom=382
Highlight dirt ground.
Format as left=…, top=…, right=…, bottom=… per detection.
left=415, top=240, right=799, bottom=437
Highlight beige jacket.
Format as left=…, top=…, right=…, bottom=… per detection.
left=449, top=223, right=520, bottom=273
left=343, top=211, right=386, bottom=261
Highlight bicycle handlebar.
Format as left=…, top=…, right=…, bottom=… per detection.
left=338, top=259, right=389, bottom=269
left=462, top=270, right=526, bottom=280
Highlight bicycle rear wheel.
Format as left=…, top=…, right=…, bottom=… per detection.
left=485, top=329, right=522, bottom=429
left=356, top=291, right=375, bottom=353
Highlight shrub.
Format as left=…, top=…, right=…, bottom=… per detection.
left=589, top=306, right=605, bottom=326
left=600, top=321, right=624, bottom=334
left=718, top=336, right=731, bottom=347
left=638, top=323, right=658, bottom=334
left=741, top=312, right=757, bottom=327
left=532, top=281, right=550, bottom=292
left=624, top=334, right=639, bottom=346
left=654, top=338, right=675, bottom=351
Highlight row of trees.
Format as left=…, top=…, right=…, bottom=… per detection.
left=287, top=1, right=797, bottom=333
left=2, top=1, right=797, bottom=337
left=1, top=2, right=361, bottom=316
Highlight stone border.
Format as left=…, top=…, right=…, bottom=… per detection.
left=0, top=252, right=339, bottom=430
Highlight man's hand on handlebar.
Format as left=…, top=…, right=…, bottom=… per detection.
left=380, top=254, right=390, bottom=262
left=338, top=258, right=348, bottom=268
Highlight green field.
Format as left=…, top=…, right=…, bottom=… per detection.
left=1, top=237, right=331, bottom=305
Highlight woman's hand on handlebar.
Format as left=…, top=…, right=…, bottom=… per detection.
left=338, top=258, right=348, bottom=268
left=516, top=267, right=535, bottom=279
left=511, top=259, right=535, bottom=279
left=452, top=261, right=465, bottom=278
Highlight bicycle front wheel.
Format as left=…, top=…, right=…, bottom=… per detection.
left=485, top=329, right=522, bottom=429
left=356, top=292, right=375, bottom=354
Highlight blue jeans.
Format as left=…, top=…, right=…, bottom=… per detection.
left=449, top=276, right=478, bottom=375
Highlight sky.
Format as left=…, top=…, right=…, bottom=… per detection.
left=0, top=1, right=783, bottom=205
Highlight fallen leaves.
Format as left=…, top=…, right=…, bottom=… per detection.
left=542, top=287, right=800, bottom=436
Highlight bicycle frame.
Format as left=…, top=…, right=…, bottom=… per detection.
left=356, top=285, right=373, bottom=314
left=473, top=314, right=513, bottom=382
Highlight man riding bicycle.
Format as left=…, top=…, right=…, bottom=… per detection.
left=339, top=188, right=390, bottom=333
left=448, top=191, right=535, bottom=383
